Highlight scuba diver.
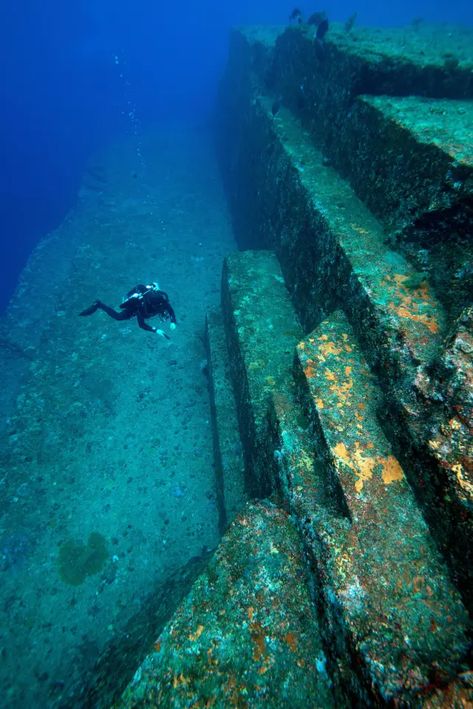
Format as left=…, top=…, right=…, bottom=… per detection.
left=79, top=283, right=176, bottom=338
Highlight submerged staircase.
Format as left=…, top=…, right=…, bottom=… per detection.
left=118, top=21, right=472, bottom=707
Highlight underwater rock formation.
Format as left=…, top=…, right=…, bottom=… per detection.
left=121, top=22, right=472, bottom=707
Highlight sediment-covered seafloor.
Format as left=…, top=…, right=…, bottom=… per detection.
left=121, top=22, right=473, bottom=707
left=0, top=130, right=235, bottom=707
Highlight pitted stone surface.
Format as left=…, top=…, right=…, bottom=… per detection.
left=118, top=501, right=334, bottom=709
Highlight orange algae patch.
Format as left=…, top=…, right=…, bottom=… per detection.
left=173, top=673, right=190, bottom=688
left=334, top=442, right=403, bottom=492
left=316, top=398, right=325, bottom=409
left=251, top=626, right=267, bottom=662
left=304, top=364, right=316, bottom=379
left=325, top=369, right=337, bottom=382
left=379, top=455, right=404, bottom=485
left=284, top=632, right=298, bottom=652
left=330, top=378, right=353, bottom=401
left=334, top=441, right=377, bottom=492
left=395, top=305, right=439, bottom=334
left=384, top=273, right=440, bottom=334
left=188, top=624, right=204, bottom=642
left=452, top=463, right=473, bottom=496
left=319, top=340, right=343, bottom=357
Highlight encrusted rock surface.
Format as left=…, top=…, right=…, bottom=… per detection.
left=118, top=501, right=334, bottom=708
left=216, top=22, right=473, bottom=614
left=221, top=250, right=303, bottom=496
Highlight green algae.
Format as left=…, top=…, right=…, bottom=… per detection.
left=58, top=532, right=108, bottom=586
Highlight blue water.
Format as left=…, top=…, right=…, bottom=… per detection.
left=1, top=0, right=472, bottom=309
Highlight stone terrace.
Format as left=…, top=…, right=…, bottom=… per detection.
left=119, top=23, right=473, bottom=707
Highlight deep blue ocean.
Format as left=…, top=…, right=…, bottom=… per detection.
left=1, top=0, right=472, bottom=310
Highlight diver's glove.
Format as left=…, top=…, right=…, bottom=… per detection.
left=154, top=328, right=170, bottom=340
left=170, top=323, right=176, bottom=331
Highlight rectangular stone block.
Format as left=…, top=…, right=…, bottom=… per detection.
left=326, top=94, right=473, bottom=319
left=268, top=311, right=470, bottom=703
left=221, top=250, right=303, bottom=496
left=267, top=24, right=473, bottom=154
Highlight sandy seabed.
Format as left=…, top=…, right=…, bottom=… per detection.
left=0, top=124, right=236, bottom=707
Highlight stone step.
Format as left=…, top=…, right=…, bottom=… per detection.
left=221, top=250, right=304, bottom=496
left=323, top=94, right=473, bottom=320
left=257, top=94, right=446, bottom=377
left=117, top=501, right=335, bottom=708
left=205, top=308, right=247, bottom=531
left=218, top=58, right=473, bottom=619
left=269, top=311, right=470, bottom=703
left=222, top=28, right=473, bottom=322
left=267, top=24, right=473, bottom=148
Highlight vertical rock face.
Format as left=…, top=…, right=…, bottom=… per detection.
left=221, top=250, right=304, bottom=497
left=205, top=309, right=247, bottom=530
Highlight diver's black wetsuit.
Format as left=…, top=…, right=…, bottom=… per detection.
left=80, top=284, right=176, bottom=336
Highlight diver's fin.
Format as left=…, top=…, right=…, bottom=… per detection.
left=79, top=301, right=100, bottom=316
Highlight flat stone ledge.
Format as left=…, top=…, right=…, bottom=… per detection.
left=221, top=250, right=303, bottom=495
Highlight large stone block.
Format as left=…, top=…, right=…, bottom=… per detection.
left=117, top=501, right=334, bottom=708
left=221, top=250, right=303, bottom=496
left=267, top=24, right=473, bottom=149
left=326, top=94, right=473, bottom=319
left=268, top=311, right=470, bottom=703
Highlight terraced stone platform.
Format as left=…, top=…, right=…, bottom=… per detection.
left=117, top=21, right=472, bottom=707
left=209, top=19, right=473, bottom=703
left=322, top=94, right=473, bottom=319
left=118, top=501, right=334, bottom=708
left=217, top=249, right=470, bottom=702
left=217, top=24, right=473, bottom=611
left=268, top=23, right=473, bottom=145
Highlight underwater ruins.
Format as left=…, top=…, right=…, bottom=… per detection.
left=118, top=21, right=473, bottom=707
left=0, top=18, right=471, bottom=709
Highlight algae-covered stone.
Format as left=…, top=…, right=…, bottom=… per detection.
left=325, top=94, right=473, bottom=319
left=267, top=23, right=473, bottom=145
left=117, top=501, right=334, bottom=708
left=221, top=250, right=303, bottom=496
left=205, top=308, right=247, bottom=531
left=217, top=23, right=473, bottom=616
left=294, top=311, right=469, bottom=701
